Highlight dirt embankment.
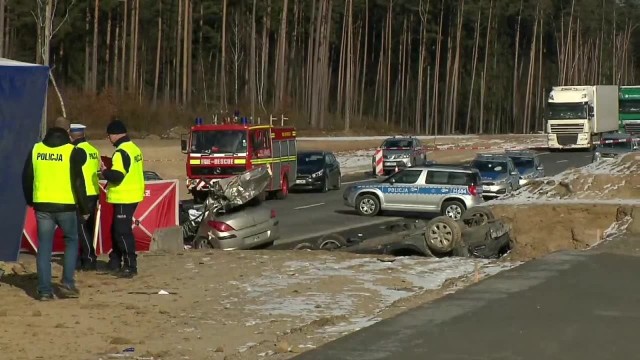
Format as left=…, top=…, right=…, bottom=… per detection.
left=487, top=153, right=640, bottom=262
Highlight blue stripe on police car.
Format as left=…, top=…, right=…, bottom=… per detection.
left=358, top=185, right=470, bottom=195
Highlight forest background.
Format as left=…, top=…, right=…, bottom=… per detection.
left=1, top=0, right=638, bottom=135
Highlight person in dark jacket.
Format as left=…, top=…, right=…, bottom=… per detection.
left=22, top=126, right=90, bottom=301
left=101, top=119, right=145, bottom=278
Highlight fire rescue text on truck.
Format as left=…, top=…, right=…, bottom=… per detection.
left=181, top=117, right=297, bottom=203
left=545, top=85, right=619, bottom=150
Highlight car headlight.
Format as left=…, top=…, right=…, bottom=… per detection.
left=311, top=170, right=324, bottom=178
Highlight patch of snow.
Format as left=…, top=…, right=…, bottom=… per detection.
left=237, top=256, right=516, bottom=331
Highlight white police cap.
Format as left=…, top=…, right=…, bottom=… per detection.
left=69, top=123, right=87, bottom=133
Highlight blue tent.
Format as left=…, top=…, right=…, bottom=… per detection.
left=0, top=58, right=49, bottom=262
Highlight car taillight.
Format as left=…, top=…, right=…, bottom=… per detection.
left=468, top=184, right=478, bottom=196
left=270, top=209, right=277, bottom=218
left=207, top=220, right=235, bottom=232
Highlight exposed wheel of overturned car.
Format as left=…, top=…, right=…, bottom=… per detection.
left=460, top=207, right=496, bottom=228
left=424, top=216, right=462, bottom=254
left=317, top=234, right=348, bottom=250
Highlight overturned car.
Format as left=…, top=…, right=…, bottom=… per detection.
left=288, top=207, right=511, bottom=259
left=181, top=166, right=280, bottom=250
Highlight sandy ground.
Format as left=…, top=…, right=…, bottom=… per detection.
left=0, top=251, right=512, bottom=360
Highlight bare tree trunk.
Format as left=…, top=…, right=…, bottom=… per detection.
left=512, top=0, right=523, bottom=131
left=220, top=0, right=228, bottom=110
left=104, top=9, right=112, bottom=90
left=153, top=0, right=162, bottom=107
left=358, top=0, right=368, bottom=123
left=182, top=0, right=190, bottom=106
left=0, top=0, right=5, bottom=57
left=384, top=1, right=392, bottom=125
left=479, top=0, right=493, bottom=134
left=175, top=0, right=182, bottom=104
left=465, top=6, right=481, bottom=134
left=84, top=4, right=90, bottom=91
left=344, top=0, right=353, bottom=130
left=249, top=0, right=257, bottom=118
left=91, top=0, right=99, bottom=93
left=432, top=1, right=444, bottom=135
left=275, top=0, right=289, bottom=109
left=121, top=0, right=127, bottom=93
left=113, top=10, right=120, bottom=87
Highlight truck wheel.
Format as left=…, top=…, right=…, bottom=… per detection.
left=460, top=207, right=495, bottom=228
left=424, top=216, right=462, bottom=254
left=355, top=194, right=380, bottom=216
left=275, top=174, right=289, bottom=200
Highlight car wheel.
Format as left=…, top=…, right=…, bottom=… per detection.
left=355, top=194, right=380, bottom=216
left=460, top=207, right=495, bottom=228
left=441, top=200, right=465, bottom=220
left=424, top=216, right=462, bottom=254
left=334, top=172, right=342, bottom=190
left=192, top=236, right=213, bottom=249
left=317, top=234, right=348, bottom=250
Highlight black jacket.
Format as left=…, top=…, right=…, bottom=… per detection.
left=22, top=128, right=90, bottom=215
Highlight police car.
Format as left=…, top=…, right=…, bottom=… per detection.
left=470, top=153, right=520, bottom=199
left=504, top=150, right=544, bottom=185
left=343, top=165, right=484, bottom=219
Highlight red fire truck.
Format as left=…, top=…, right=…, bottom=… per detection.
left=180, top=117, right=298, bottom=203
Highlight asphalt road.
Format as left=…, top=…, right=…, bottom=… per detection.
left=271, top=149, right=595, bottom=245
left=293, top=249, right=640, bottom=360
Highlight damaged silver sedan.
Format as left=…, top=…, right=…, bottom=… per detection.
left=181, top=166, right=280, bottom=250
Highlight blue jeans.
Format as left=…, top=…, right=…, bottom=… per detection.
left=36, top=211, right=78, bottom=295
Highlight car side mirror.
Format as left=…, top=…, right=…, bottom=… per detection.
left=389, top=178, right=395, bottom=185
left=634, top=146, right=639, bottom=151
left=180, top=134, right=189, bottom=154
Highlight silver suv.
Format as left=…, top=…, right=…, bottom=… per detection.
left=470, top=154, right=520, bottom=199
left=372, top=136, right=428, bottom=175
left=343, top=165, right=484, bottom=220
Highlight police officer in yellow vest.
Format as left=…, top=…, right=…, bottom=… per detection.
left=101, top=119, right=145, bottom=278
left=22, top=126, right=90, bottom=301
left=69, top=123, right=101, bottom=271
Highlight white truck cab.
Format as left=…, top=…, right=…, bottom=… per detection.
left=545, top=85, right=618, bottom=150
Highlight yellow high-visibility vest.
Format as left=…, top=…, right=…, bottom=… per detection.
left=107, top=141, right=145, bottom=204
left=32, top=142, right=75, bottom=204
left=76, top=141, right=101, bottom=196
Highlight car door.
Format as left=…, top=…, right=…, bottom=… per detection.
left=383, top=169, right=423, bottom=208
left=423, top=170, right=452, bottom=211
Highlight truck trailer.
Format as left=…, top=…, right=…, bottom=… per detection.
left=618, top=86, right=640, bottom=134
left=545, top=85, right=619, bottom=150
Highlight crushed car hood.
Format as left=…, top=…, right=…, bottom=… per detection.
left=207, top=166, right=271, bottom=210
